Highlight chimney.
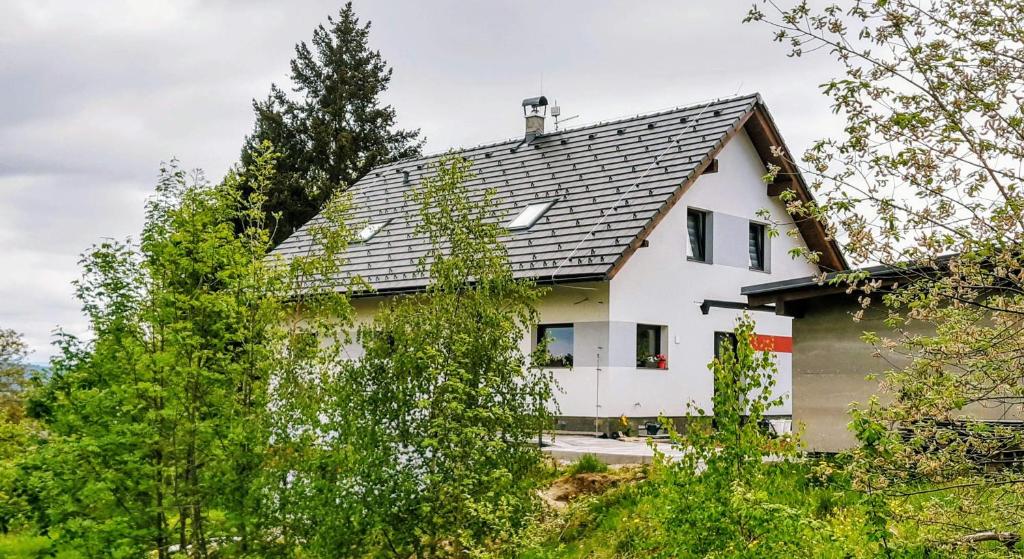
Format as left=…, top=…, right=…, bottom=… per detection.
left=522, top=96, right=548, bottom=141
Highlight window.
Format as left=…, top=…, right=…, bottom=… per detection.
left=687, top=208, right=709, bottom=262
left=537, top=324, right=573, bottom=368
left=508, top=200, right=556, bottom=230
left=636, top=324, right=665, bottom=368
left=357, top=219, right=390, bottom=242
left=713, top=331, right=742, bottom=423
left=748, top=222, right=765, bottom=271
left=714, top=331, right=738, bottom=360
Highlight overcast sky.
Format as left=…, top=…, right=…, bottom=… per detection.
left=0, top=0, right=844, bottom=362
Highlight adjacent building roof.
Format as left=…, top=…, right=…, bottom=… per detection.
left=742, top=255, right=955, bottom=316
left=272, top=93, right=847, bottom=295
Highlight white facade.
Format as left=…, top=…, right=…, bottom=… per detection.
left=530, top=129, right=817, bottom=422
left=344, top=129, right=819, bottom=426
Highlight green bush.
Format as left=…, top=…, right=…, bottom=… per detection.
left=567, top=454, right=608, bottom=476
left=650, top=317, right=868, bottom=558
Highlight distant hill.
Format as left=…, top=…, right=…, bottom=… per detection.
left=22, top=363, right=51, bottom=379
left=1, top=362, right=50, bottom=381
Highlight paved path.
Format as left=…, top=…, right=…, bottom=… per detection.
left=541, top=434, right=685, bottom=465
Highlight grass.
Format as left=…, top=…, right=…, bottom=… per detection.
left=521, top=479, right=657, bottom=559
left=565, top=453, right=608, bottom=476
left=520, top=459, right=949, bottom=559
left=522, top=463, right=867, bottom=558
left=521, top=457, right=1024, bottom=559
left=0, top=532, right=81, bottom=559
left=10, top=458, right=1024, bottom=558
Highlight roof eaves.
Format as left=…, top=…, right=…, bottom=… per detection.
left=745, top=99, right=849, bottom=272
left=740, top=255, right=958, bottom=297
left=347, top=271, right=609, bottom=299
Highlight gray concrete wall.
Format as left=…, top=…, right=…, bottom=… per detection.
left=793, top=295, right=1022, bottom=452
left=793, top=295, right=906, bottom=452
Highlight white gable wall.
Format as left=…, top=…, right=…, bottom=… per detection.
left=572, top=128, right=819, bottom=420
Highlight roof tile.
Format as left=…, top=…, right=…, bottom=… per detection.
left=272, top=94, right=760, bottom=293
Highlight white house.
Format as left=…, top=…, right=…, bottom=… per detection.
left=273, top=93, right=847, bottom=434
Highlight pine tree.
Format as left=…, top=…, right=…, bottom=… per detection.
left=241, top=2, right=422, bottom=245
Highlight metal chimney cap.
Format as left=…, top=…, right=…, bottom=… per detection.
left=521, top=96, right=548, bottom=108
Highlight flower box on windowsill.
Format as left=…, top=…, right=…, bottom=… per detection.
left=637, top=355, right=668, bottom=369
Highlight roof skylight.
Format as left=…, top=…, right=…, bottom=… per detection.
left=357, top=219, right=390, bottom=242
left=507, top=200, right=556, bottom=230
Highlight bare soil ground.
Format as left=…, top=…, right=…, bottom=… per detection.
left=538, top=465, right=646, bottom=509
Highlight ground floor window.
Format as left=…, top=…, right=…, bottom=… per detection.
left=537, top=324, right=574, bottom=367
left=636, top=324, right=667, bottom=368
left=713, top=331, right=741, bottom=421
left=713, top=331, right=738, bottom=359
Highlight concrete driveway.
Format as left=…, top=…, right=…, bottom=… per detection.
left=542, top=434, right=685, bottom=465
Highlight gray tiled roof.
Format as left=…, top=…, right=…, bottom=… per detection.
left=273, top=93, right=761, bottom=293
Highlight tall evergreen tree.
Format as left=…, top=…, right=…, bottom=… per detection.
left=242, top=2, right=423, bottom=245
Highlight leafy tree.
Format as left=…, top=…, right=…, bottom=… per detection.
left=0, top=328, right=29, bottom=423
left=345, top=155, right=555, bottom=557
left=749, top=0, right=1024, bottom=551
left=30, top=144, right=355, bottom=558
left=241, top=2, right=422, bottom=245
left=0, top=328, right=40, bottom=535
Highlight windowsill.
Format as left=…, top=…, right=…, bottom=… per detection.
left=636, top=367, right=669, bottom=372
left=748, top=266, right=769, bottom=273
left=687, top=257, right=712, bottom=264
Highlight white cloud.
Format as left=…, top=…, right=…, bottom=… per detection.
left=0, top=0, right=847, bottom=362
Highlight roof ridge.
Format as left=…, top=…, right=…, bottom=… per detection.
left=549, top=91, right=761, bottom=135
left=376, top=92, right=761, bottom=171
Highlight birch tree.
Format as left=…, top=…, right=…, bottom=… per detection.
left=750, top=0, right=1024, bottom=551
left=32, top=144, right=355, bottom=557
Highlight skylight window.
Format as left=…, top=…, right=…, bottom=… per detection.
left=507, top=200, right=556, bottom=230
left=357, top=219, right=390, bottom=242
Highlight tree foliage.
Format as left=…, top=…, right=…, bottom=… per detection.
left=347, top=155, right=555, bottom=558
left=0, top=328, right=41, bottom=536
left=241, top=2, right=422, bottom=245
left=18, top=150, right=556, bottom=558
left=0, top=329, right=29, bottom=423
left=652, top=317, right=839, bottom=558
left=28, top=144, right=355, bottom=558
left=749, top=0, right=1024, bottom=551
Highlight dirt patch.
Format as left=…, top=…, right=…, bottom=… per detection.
left=539, top=466, right=645, bottom=509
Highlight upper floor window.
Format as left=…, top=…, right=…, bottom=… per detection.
left=537, top=323, right=574, bottom=368
left=748, top=222, right=765, bottom=271
left=687, top=208, right=709, bottom=262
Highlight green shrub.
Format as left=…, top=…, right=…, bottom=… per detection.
left=567, top=453, right=608, bottom=476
